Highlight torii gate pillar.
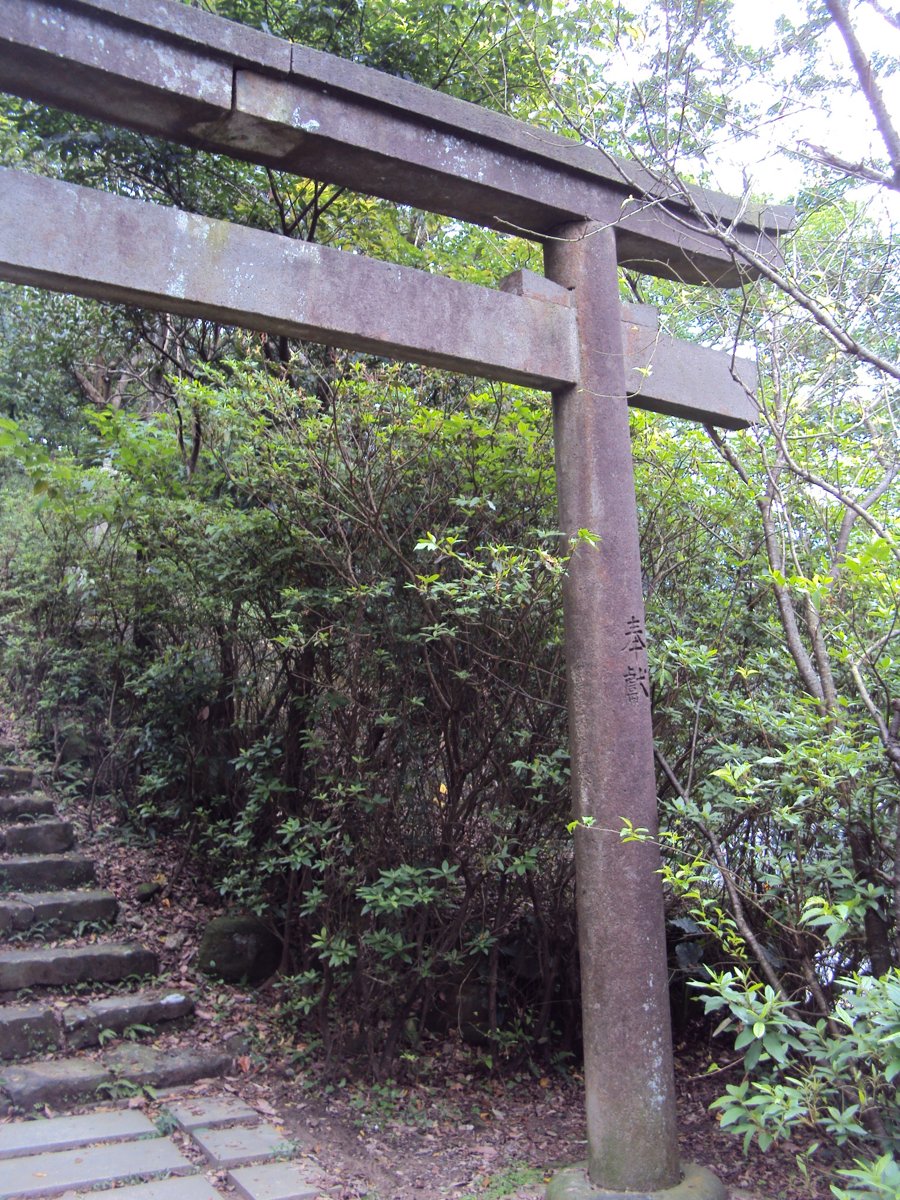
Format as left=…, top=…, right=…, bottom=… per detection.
left=545, top=224, right=709, bottom=1198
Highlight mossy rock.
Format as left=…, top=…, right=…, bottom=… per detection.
left=135, top=881, right=162, bottom=904
left=197, top=915, right=281, bottom=984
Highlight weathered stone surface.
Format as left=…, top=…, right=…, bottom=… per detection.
left=0, top=169, right=577, bottom=395
left=0, top=896, right=34, bottom=933
left=0, top=765, right=33, bottom=793
left=0, top=1108, right=155, bottom=1159
left=544, top=1162, right=727, bottom=1200
left=3, top=820, right=75, bottom=855
left=0, top=942, right=157, bottom=992
left=0, top=793, right=55, bottom=819
left=0, top=888, right=117, bottom=935
left=0, top=0, right=791, bottom=288
left=0, top=1058, right=110, bottom=1113
left=63, top=990, right=193, bottom=1050
left=0, top=1002, right=60, bottom=1061
left=57, top=1177, right=229, bottom=1200
left=191, top=1121, right=286, bottom=1168
left=168, top=1095, right=260, bottom=1132
left=228, top=1162, right=320, bottom=1200
left=0, top=854, right=95, bottom=892
left=0, top=1133, right=193, bottom=1197
left=197, top=915, right=281, bottom=984
left=101, top=1043, right=233, bottom=1089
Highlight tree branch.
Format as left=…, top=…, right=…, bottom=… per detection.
left=825, top=0, right=900, bottom=188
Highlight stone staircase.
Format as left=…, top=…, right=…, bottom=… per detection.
left=0, top=765, right=233, bottom=1114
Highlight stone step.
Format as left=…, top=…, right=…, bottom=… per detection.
left=1, top=820, right=75, bottom=855
left=0, top=942, right=158, bottom=993
left=102, top=1041, right=234, bottom=1092
left=0, top=1043, right=234, bottom=1114
left=0, top=888, right=118, bottom=936
left=0, top=1057, right=110, bottom=1114
left=0, top=793, right=56, bottom=819
left=63, top=988, right=194, bottom=1050
left=0, top=990, right=193, bottom=1060
left=0, top=854, right=96, bottom=893
left=0, top=765, right=34, bottom=793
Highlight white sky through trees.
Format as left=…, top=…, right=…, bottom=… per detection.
left=722, top=0, right=899, bottom=214
left=611, top=0, right=900, bottom=217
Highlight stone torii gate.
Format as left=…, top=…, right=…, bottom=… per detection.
left=0, top=2, right=790, bottom=1195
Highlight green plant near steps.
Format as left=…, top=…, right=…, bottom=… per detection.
left=6, top=920, right=56, bottom=945
left=98, top=1022, right=155, bottom=1045
left=693, top=969, right=900, bottom=1190
left=96, top=1077, right=159, bottom=1103
left=70, top=919, right=109, bottom=938
left=458, top=1163, right=546, bottom=1199
left=832, top=1154, right=900, bottom=1200
left=154, top=1109, right=179, bottom=1136
left=123, top=1023, right=155, bottom=1042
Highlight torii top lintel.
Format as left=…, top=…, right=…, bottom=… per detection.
left=0, top=0, right=792, bottom=287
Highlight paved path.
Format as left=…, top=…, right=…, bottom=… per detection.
left=0, top=1094, right=325, bottom=1199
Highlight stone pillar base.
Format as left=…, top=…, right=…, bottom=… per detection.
left=546, top=1162, right=726, bottom=1200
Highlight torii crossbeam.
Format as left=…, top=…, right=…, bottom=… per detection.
left=0, top=3, right=791, bottom=1195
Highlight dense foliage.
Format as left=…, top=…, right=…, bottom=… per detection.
left=0, top=0, right=898, bottom=1194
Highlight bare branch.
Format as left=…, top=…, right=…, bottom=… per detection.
left=864, top=0, right=900, bottom=31
left=825, top=0, right=900, bottom=188
left=834, top=463, right=900, bottom=564
left=800, top=140, right=900, bottom=191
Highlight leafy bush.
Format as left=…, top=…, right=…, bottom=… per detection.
left=696, top=969, right=900, bottom=1189
left=0, top=358, right=581, bottom=1071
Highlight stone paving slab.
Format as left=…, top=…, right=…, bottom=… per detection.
left=0, top=889, right=118, bottom=935
left=0, top=1058, right=111, bottom=1113
left=0, top=942, right=157, bottom=992
left=191, top=1120, right=287, bottom=1167
left=58, top=1178, right=227, bottom=1199
left=0, top=1001, right=61, bottom=1060
left=0, top=1133, right=194, bottom=1198
left=0, top=1108, right=156, bottom=1159
left=168, top=1094, right=260, bottom=1131
left=0, top=854, right=96, bottom=893
left=228, top=1161, right=321, bottom=1200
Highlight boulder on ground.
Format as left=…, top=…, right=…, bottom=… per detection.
left=134, top=881, right=162, bottom=904
left=197, top=915, right=281, bottom=984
